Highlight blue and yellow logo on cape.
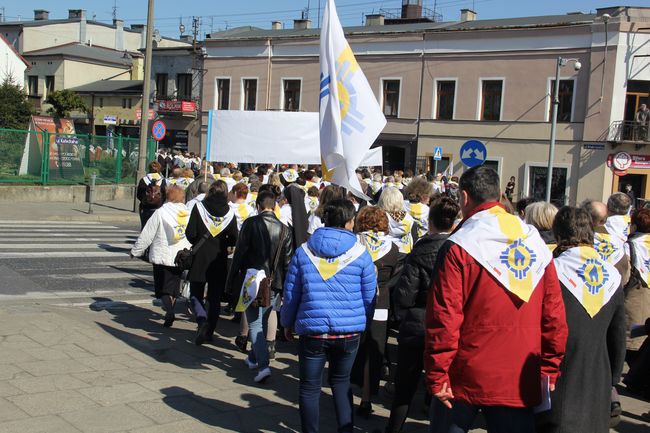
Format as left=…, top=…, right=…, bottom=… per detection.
left=577, top=258, right=609, bottom=295
left=595, top=236, right=615, bottom=261
left=499, top=239, right=537, bottom=280
left=644, top=257, right=650, bottom=273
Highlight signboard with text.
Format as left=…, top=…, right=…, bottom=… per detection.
left=607, top=152, right=650, bottom=170
left=18, top=115, right=85, bottom=179
left=157, top=99, right=197, bottom=113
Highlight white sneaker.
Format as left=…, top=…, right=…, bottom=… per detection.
left=254, top=367, right=271, bottom=383
left=244, top=358, right=258, bottom=370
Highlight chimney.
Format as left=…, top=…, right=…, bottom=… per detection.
left=365, top=14, right=385, bottom=26
left=460, top=9, right=477, bottom=22
left=402, top=0, right=423, bottom=19
left=271, top=21, right=282, bottom=30
left=293, top=19, right=311, bottom=30
left=34, top=9, right=49, bottom=21
left=68, top=9, right=86, bottom=20
left=78, top=11, right=87, bottom=44
left=114, top=19, right=124, bottom=51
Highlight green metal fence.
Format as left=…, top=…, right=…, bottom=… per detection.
left=0, top=128, right=157, bottom=185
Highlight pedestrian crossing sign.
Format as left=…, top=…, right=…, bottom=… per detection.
left=434, top=147, right=442, bottom=161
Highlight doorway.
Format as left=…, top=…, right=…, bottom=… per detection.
left=618, top=173, right=646, bottom=208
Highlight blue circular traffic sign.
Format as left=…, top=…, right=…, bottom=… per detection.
left=460, top=140, right=487, bottom=168
left=152, top=120, right=166, bottom=141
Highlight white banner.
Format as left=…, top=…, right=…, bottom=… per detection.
left=206, top=110, right=320, bottom=164
left=359, top=147, right=382, bottom=167
left=206, top=110, right=381, bottom=166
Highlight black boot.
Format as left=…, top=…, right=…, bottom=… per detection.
left=267, top=340, right=276, bottom=360
left=356, top=401, right=372, bottom=419
left=235, top=335, right=248, bottom=353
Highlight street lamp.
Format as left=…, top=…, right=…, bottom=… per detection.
left=545, top=56, right=581, bottom=203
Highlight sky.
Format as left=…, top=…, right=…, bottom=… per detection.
left=1, top=0, right=614, bottom=38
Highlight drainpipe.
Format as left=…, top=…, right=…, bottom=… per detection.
left=266, top=38, right=273, bottom=110
left=414, top=33, right=426, bottom=172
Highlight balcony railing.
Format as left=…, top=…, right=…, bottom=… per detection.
left=608, top=120, right=650, bottom=144
left=379, top=7, right=443, bottom=22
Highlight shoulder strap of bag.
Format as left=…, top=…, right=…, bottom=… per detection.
left=269, top=224, right=288, bottom=279
left=191, top=231, right=212, bottom=256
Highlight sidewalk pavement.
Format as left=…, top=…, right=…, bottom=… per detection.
left=0, top=200, right=140, bottom=223
left=0, top=297, right=648, bottom=433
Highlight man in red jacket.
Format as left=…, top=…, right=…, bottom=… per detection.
left=424, top=166, right=568, bottom=433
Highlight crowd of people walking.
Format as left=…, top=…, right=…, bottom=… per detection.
left=131, top=157, right=649, bottom=433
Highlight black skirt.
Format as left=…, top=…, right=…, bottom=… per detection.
left=351, top=319, right=388, bottom=395
left=152, top=265, right=183, bottom=298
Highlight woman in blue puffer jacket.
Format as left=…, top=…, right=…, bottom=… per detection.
left=281, top=199, right=377, bottom=433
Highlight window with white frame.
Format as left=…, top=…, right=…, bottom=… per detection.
left=435, top=80, right=456, bottom=120
left=216, top=78, right=230, bottom=110
left=480, top=79, right=503, bottom=121
left=242, top=78, right=257, bottom=111
left=527, top=164, right=569, bottom=207
left=382, top=79, right=401, bottom=118
left=549, top=79, right=575, bottom=123
left=282, top=79, right=301, bottom=111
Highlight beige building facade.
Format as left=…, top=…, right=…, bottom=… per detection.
left=201, top=6, right=650, bottom=205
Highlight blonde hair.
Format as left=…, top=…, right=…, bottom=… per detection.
left=269, top=173, right=282, bottom=187
left=525, top=202, right=558, bottom=231
left=182, top=168, right=194, bottom=178
left=378, top=187, right=405, bottom=214
left=165, top=186, right=186, bottom=204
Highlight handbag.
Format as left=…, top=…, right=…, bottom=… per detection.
left=252, top=225, right=287, bottom=309
left=174, top=231, right=211, bottom=271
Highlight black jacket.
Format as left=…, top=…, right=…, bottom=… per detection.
left=226, top=211, right=293, bottom=300
left=393, top=233, right=449, bottom=345
left=185, top=195, right=238, bottom=283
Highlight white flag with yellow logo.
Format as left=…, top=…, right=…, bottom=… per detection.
left=554, top=246, right=621, bottom=318
left=449, top=206, right=552, bottom=302
left=320, top=0, right=386, bottom=198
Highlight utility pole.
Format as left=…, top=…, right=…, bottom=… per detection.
left=136, top=0, right=155, bottom=184
left=112, top=0, right=118, bottom=21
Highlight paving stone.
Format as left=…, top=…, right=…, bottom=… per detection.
left=128, top=418, right=220, bottom=433
left=72, top=370, right=153, bottom=387
left=75, top=356, right=129, bottom=371
left=0, top=349, right=38, bottom=364
left=0, top=414, right=82, bottom=433
left=61, top=404, right=154, bottom=433
left=128, top=396, right=218, bottom=425
left=8, top=389, right=98, bottom=417
left=78, top=383, right=160, bottom=406
left=139, top=376, right=216, bottom=396
left=0, top=381, right=23, bottom=398
left=0, top=397, right=28, bottom=422
left=22, top=346, right=73, bottom=361
left=9, top=374, right=89, bottom=394
left=22, top=356, right=97, bottom=376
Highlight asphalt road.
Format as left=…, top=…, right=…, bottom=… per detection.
left=0, top=220, right=153, bottom=300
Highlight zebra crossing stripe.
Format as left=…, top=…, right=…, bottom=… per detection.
left=0, top=243, right=133, bottom=250
left=0, top=251, right=129, bottom=259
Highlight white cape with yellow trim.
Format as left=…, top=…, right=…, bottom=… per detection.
left=158, top=202, right=190, bottom=242
left=229, top=202, right=256, bottom=231
left=358, top=232, right=393, bottom=263
left=405, top=201, right=429, bottom=239
left=606, top=215, right=631, bottom=243
left=448, top=206, right=552, bottom=302
left=196, top=202, right=235, bottom=237
left=554, top=246, right=621, bottom=318
left=629, top=234, right=650, bottom=287
left=301, top=242, right=367, bottom=281
left=142, top=173, right=163, bottom=186
left=594, top=231, right=625, bottom=265
left=387, top=213, right=415, bottom=254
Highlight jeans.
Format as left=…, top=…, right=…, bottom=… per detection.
left=429, top=399, right=535, bottom=433
left=190, top=278, right=224, bottom=333
left=298, top=334, right=361, bottom=433
left=245, top=294, right=278, bottom=370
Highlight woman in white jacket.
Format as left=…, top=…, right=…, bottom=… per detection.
left=131, top=186, right=191, bottom=327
